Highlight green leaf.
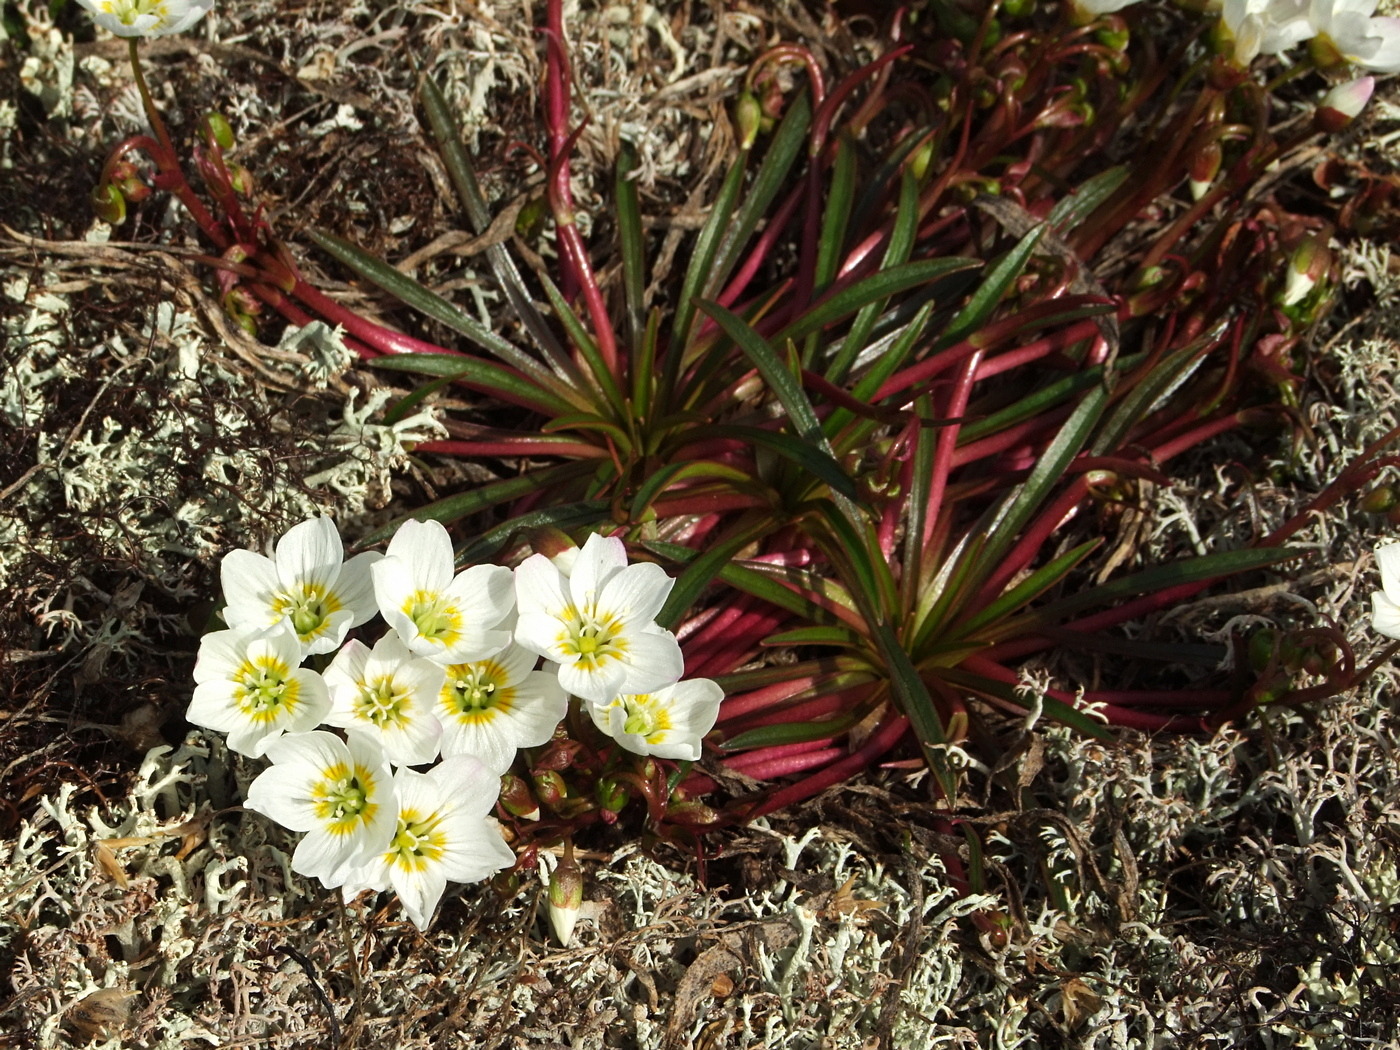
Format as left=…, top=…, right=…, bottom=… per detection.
left=950, top=539, right=1099, bottom=640
left=697, top=300, right=866, bottom=526
left=1047, top=166, right=1129, bottom=232
left=827, top=301, right=937, bottom=443
left=455, top=500, right=612, bottom=564
left=307, top=229, right=583, bottom=407
left=823, top=169, right=929, bottom=382
left=655, top=518, right=773, bottom=631
left=357, top=462, right=596, bottom=547
left=615, top=147, right=647, bottom=349
left=872, top=622, right=959, bottom=799
left=775, top=258, right=978, bottom=349
left=762, top=625, right=866, bottom=648
left=988, top=546, right=1303, bottom=639
left=667, top=153, right=749, bottom=368
left=721, top=703, right=876, bottom=752
left=628, top=459, right=760, bottom=522
left=366, top=353, right=578, bottom=416
left=697, top=424, right=858, bottom=501
left=417, top=70, right=573, bottom=373
left=976, top=384, right=1109, bottom=582
left=384, top=372, right=455, bottom=425
left=936, top=225, right=1046, bottom=350
left=814, top=135, right=858, bottom=295
left=643, top=540, right=847, bottom=626
left=1092, top=337, right=1211, bottom=456
left=535, top=268, right=628, bottom=419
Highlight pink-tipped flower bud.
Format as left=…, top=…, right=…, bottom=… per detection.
left=1316, top=76, right=1374, bottom=133
left=547, top=850, right=584, bottom=947
left=1280, top=233, right=1332, bottom=309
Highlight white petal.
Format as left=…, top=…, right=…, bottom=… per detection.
left=599, top=562, right=675, bottom=627
left=385, top=518, right=455, bottom=591
left=275, top=517, right=343, bottom=593
left=514, top=554, right=571, bottom=618
left=569, top=533, right=628, bottom=610
left=618, top=629, right=685, bottom=694
left=220, top=550, right=281, bottom=629
left=1372, top=591, right=1400, bottom=640
left=336, top=551, right=385, bottom=627
left=1378, top=543, right=1400, bottom=602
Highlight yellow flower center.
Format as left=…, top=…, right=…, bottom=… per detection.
left=311, top=762, right=379, bottom=837
left=271, top=582, right=343, bottom=643
left=619, top=694, right=670, bottom=742
left=557, top=605, right=627, bottom=670
left=232, top=656, right=300, bottom=723
left=98, top=0, right=170, bottom=26
left=441, top=660, right=515, bottom=723
left=385, top=807, right=448, bottom=873
left=403, top=590, right=463, bottom=647
left=353, top=675, right=412, bottom=729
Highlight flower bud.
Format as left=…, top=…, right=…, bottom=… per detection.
left=1279, top=233, right=1332, bottom=309
left=548, top=851, right=584, bottom=947
left=532, top=769, right=568, bottom=811
left=532, top=737, right=584, bottom=772
left=1316, top=76, right=1374, bottom=133
left=735, top=92, right=763, bottom=150
left=1361, top=485, right=1398, bottom=514
left=666, top=800, right=721, bottom=826
left=1189, top=140, right=1222, bottom=201
left=204, top=112, right=236, bottom=150
left=596, top=776, right=630, bottom=816
left=1247, top=628, right=1278, bottom=673
left=228, top=164, right=254, bottom=197
left=92, top=183, right=125, bottom=224
left=499, top=773, right=540, bottom=821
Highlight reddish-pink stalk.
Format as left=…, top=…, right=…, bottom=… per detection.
left=970, top=476, right=1091, bottom=609
left=712, top=186, right=805, bottom=313
left=950, top=406, right=1073, bottom=470
left=721, top=737, right=838, bottom=768
left=748, top=714, right=911, bottom=818
left=972, top=316, right=1104, bottom=380
left=717, top=675, right=844, bottom=722
left=917, top=349, right=983, bottom=563
left=726, top=747, right=847, bottom=781
left=723, top=690, right=865, bottom=732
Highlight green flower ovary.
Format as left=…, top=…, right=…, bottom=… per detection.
left=620, top=694, right=669, bottom=739
left=387, top=808, right=447, bottom=872
left=234, top=657, right=298, bottom=722
left=403, top=590, right=463, bottom=646
left=353, top=676, right=412, bottom=728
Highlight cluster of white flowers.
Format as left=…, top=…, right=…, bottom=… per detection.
left=1070, top=0, right=1400, bottom=73
left=188, top=517, right=722, bottom=929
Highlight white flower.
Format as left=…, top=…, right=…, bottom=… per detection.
left=345, top=756, right=516, bottom=930
left=75, top=0, right=213, bottom=37
left=514, top=533, right=685, bottom=703
left=187, top=623, right=330, bottom=757
left=1221, top=0, right=1312, bottom=63
left=372, top=519, right=515, bottom=664
left=586, top=678, right=723, bottom=761
left=245, top=731, right=397, bottom=887
left=1308, top=0, right=1400, bottom=71
left=1371, top=544, right=1400, bottom=639
left=221, top=517, right=381, bottom=658
left=437, top=644, right=569, bottom=775
left=324, top=634, right=445, bottom=767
